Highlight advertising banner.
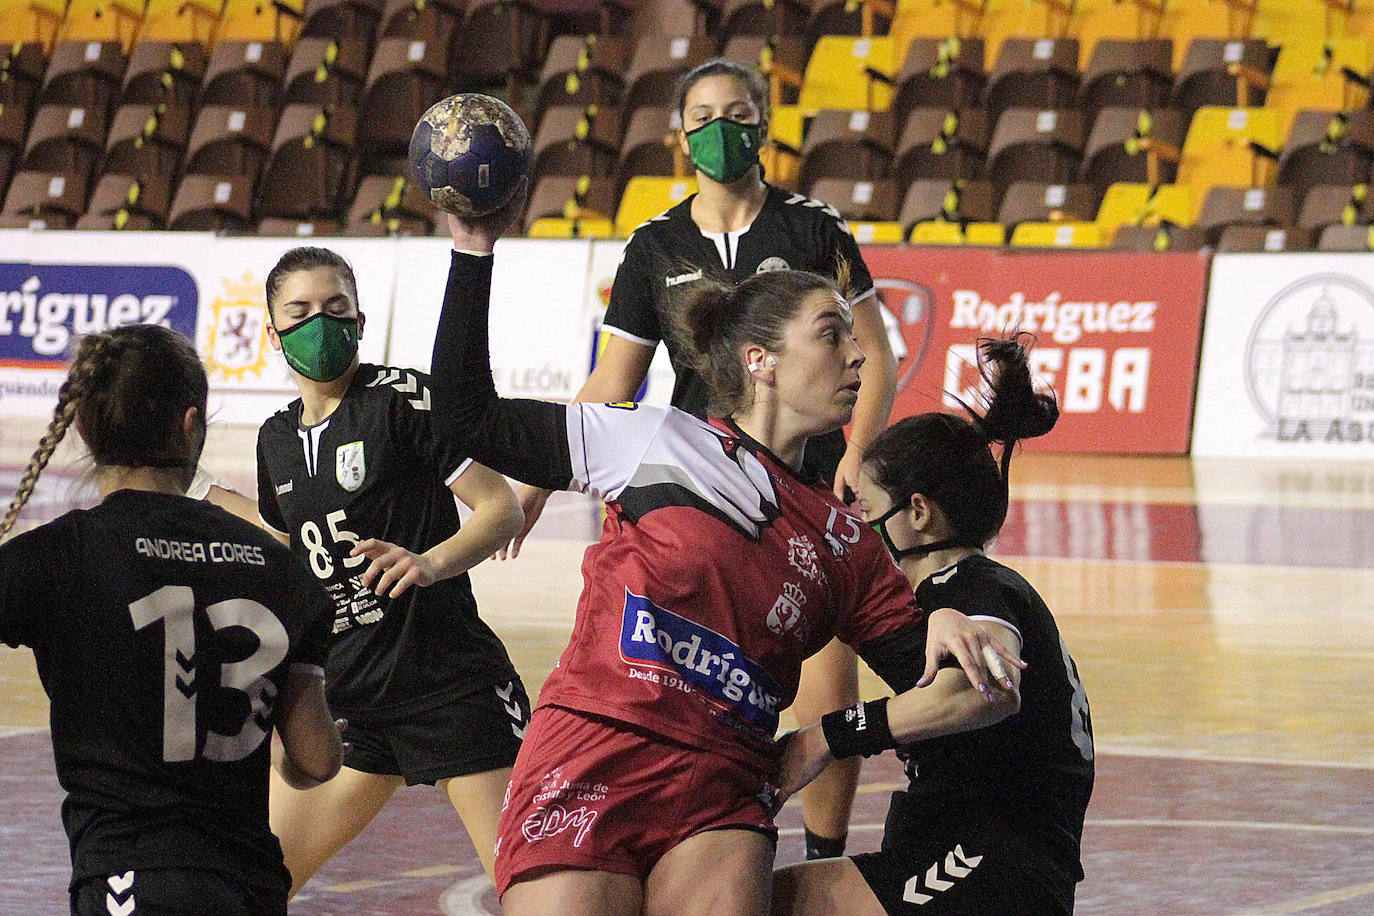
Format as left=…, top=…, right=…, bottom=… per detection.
left=1193, top=253, right=1374, bottom=458
left=859, top=246, right=1209, bottom=454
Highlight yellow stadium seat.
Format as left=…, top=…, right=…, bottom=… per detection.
left=615, top=176, right=698, bottom=237
left=0, top=0, right=66, bottom=47
left=909, top=220, right=1005, bottom=245
left=527, top=217, right=615, bottom=239
left=138, top=0, right=221, bottom=46
left=1095, top=182, right=1195, bottom=232
left=799, top=36, right=896, bottom=112
left=1177, top=106, right=1280, bottom=205
left=1158, top=0, right=1252, bottom=70
left=1010, top=221, right=1104, bottom=247
left=59, top=0, right=146, bottom=52
left=761, top=104, right=805, bottom=190
left=217, top=0, right=304, bottom=43
left=1264, top=38, right=1372, bottom=134
left=849, top=221, right=904, bottom=243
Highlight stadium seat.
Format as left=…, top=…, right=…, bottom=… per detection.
left=615, top=104, right=680, bottom=194
left=167, top=173, right=255, bottom=231
left=201, top=40, right=289, bottom=109
left=1297, top=183, right=1374, bottom=231
left=0, top=42, right=48, bottom=113
left=138, top=0, right=220, bottom=46
left=898, top=177, right=997, bottom=231
left=1009, top=221, right=1104, bottom=247
left=848, top=220, right=904, bottom=243
left=997, top=180, right=1096, bottom=229
left=623, top=0, right=719, bottom=41
left=807, top=0, right=895, bottom=45
left=621, top=35, right=713, bottom=116
left=356, top=36, right=449, bottom=173
left=1109, top=222, right=1209, bottom=250
left=56, top=0, right=144, bottom=53
left=119, top=41, right=207, bottom=107
left=1195, top=185, right=1296, bottom=244
left=346, top=173, right=433, bottom=235
left=1080, top=106, right=1184, bottom=192
left=720, top=35, right=809, bottom=109
left=1277, top=109, right=1374, bottom=200
left=1067, top=0, right=1161, bottom=67
left=985, top=37, right=1080, bottom=124
left=890, top=36, right=986, bottom=119
left=300, top=0, right=384, bottom=44
left=536, top=34, right=628, bottom=119
left=182, top=104, right=276, bottom=179
left=282, top=37, right=369, bottom=107
left=1316, top=223, right=1374, bottom=251
left=1215, top=224, right=1313, bottom=251
left=1263, top=37, right=1371, bottom=135
left=798, top=36, right=896, bottom=112
left=1077, top=38, right=1173, bottom=119
left=986, top=107, right=1085, bottom=192
left=379, top=0, right=463, bottom=42
left=447, top=0, right=552, bottom=95
left=807, top=177, right=900, bottom=222
left=798, top=108, right=896, bottom=194
left=0, top=102, right=30, bottom=199
left=259, top=103, right=357, bottom=221
left=103, top=100, right=192, bottom=176
left=716, top=0, right=810, bottom=46
left=532, top=102, right=624, bottom=180
left=20, top=102, right=107, bottom=184
left=2, top=169, right=90, bottom=225
left=892, top=107, right=988, bottom=185
left=1177, top=106, right=1281, bottom=201
left=0, top=0, right=66, bottom=50
left=216, top=0, right=305, bottom=44
left=1171, top=38, right=1271, bottom=116
left=256, top=216, right=345, bottom=236
left=38, top=41, right=127, bottom=116
left=614, top=175, right=696, bottom=236
left=1095, top=182, right=1194, bottom=234
left=908, top=219, right=1005, bottom=245
left=1156, top=1, right=1250, bottom=69
left=888, top=0, right=985, bottom=48
left=522, top=173, right=619, bottom=236
left=81, top=172, right=172, bottom=227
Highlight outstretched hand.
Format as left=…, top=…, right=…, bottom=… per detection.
left=920, top=607, right=1027, bottom=697
left=445, top=177, right=530, bottom=254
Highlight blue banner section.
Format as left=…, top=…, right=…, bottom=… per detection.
left=619, top=590, right=782, bottom=732
left=0, top=263, right=198, bottom=363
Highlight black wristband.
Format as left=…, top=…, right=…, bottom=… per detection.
left=821, top=697, right=896, bottom=759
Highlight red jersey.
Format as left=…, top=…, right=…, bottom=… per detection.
left=539, top=403, right=921, bottom=771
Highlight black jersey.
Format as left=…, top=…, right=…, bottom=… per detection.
left=0, top=490, right=332, bottom=892
left=602, top=183, right=877, bottom=480
left=256, top=363, right=518, bottom=720
left=897, top=554, right=1094, bottom=904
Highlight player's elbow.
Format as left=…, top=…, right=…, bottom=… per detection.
left=280, top=742, right=343, bottom=790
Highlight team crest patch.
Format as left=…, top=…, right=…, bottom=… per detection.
left=336, top=441, right=365, bottom=491
left=756, top=257, right=790, bottom=273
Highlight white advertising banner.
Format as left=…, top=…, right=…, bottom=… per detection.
left=1194, top=253, right=1374, bottom=457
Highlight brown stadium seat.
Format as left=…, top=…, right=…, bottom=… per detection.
left=118, top=40, right=207, bottom=108
left=1297, top=184, right=1374, bottom=232
left=0, top=101, right=29, bottom=197
left=1109, top=223, right=1210, bottom=251
left=624, top=0, right=719, bottom=40
left=346, top=173, right=433, bottom=235
left=621, top=35, right=714, bottom=118
left=893, top=107, right=988, bottom=186
left=997, top=180, right=1096, bottom=230
left=898, top=177, right=997, bottom=232
left=282, top=36, right=369, bottom=108
left=1077, top=39, right=1173, bottom=121
left=182, top=104, right=276, bottom=180
left=532, top=103, right=624, bottom=180
left=378, top=0, right=463, bottom=42
left=256, top=216, right=345, bottom=236
left=259, top=103, right=357, bottom=221
left=201, top=40, right=290, bottom=109
left=985, top=38, right=1080, bottom=124
left=1215, top=224, right=1314, bottom=251
left=798, top=108, right=896, bottom=195
left=102, top=100, right=191, bottom=176
left=1171, top=38, right=1272, bottom=116
left=807, top=0, right=894, bottom=43
left=536, top=34, right=628, bottom=119
left=73, top=210, right=159, bottom=229
left=1316, top=224, right=1374, bottom=251
left=986, top=107, right=1085, bottom=192
left=891, top=37, right=986, bottom=120
left=522, top=173, right=619, bottom=235
left=716, top=0, right=807, bottom=45
left=807, top=177, right=900, bottom=222
left=167, top=173, right=255, bottom=231
left=356, top=36, right=448, bottom=173
left=1080, top=107, right=1185, bottom=192
left=0, top=42, right=47, bottom=113
left=615, top=104, right=680, bottom=195
left=300, top=0, right=384, bottom=44
left=2, top=169, right=91, bottom=226
left=20, top=102, right=108, bottom=185
left=38, top=40, right=127, bottom=115
left=80, top=172, right=173, bottom=227
left=1277, top=109, right=1374, bottom=202
left=1195, top=185, right=1297, bottom=245
left=718, top=35, right=809, bottom=108
left=447, top=0, right=552, bottom=94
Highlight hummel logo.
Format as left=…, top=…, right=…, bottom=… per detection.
left=276, top=480, right=293, bottom=496
left=665, top=269, right=703, bottom=287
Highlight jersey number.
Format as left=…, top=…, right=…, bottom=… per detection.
left=1059, top=635, right=1094, bottom=762
left=129, top=585, right=288, bottom=763
left=299, top=509, right=366, bottom=579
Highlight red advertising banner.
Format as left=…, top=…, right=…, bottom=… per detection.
left=859, top=246, right=1209, bottom=454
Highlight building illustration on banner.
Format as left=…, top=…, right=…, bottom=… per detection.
left=202, top=271, right=275, bottom=384
left=1245, top=274, right=1374, bottom=443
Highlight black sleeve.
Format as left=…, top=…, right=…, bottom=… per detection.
left=428, top=251, right=576, bottom=490
left=857, top=620, right=941, bottom=695
left=256, top=430, right=287, bottom=535
left=602, top=232, right=663, bottom=344
left=815, top=209, right=875, bottom=300
left=0, top=521, right=69, bottom=649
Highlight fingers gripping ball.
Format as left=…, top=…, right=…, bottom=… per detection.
left=409, top=93, right=532, bottom=217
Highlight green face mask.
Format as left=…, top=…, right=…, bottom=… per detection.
left=276, top=312, right=359, bottom=382
left=686, top=117, right=761, bottom=184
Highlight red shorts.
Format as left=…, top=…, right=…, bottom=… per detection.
left=493, top=706, right=778, bottom=897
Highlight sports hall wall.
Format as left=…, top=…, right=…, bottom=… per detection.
left=3, top=232, right=1374, bottom=458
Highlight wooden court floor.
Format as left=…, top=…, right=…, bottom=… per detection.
left=1, top=419, right=1372, bottom=914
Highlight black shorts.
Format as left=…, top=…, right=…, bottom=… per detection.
left=71, top=868, right=286, bottom=915
left=850, top=797, right=1073, bottom=916
left=343, top=677, right=530, bottom=785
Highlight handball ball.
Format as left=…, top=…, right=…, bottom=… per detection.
left=409, top=93, right=532, bottom=217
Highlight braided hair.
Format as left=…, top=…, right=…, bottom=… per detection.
left=0, top=324, right=208, bottom=540
left=863, top=334, right=1059, bottom=549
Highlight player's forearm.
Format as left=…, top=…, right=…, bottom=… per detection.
left=421, top=497, right=524, bottom=579
left=885, top=667, right=1018, bottom=745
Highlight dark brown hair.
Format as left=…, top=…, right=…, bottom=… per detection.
left=265, top=246, right=359, bottom=318
left=1, top=324, right=208, bottom=539
left=674, top=58, right=771, bottom=132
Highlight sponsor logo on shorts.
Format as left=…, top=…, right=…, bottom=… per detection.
left=619, top=590, right=782, bottom=733
left=522, top=803, right=599, bottom=848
